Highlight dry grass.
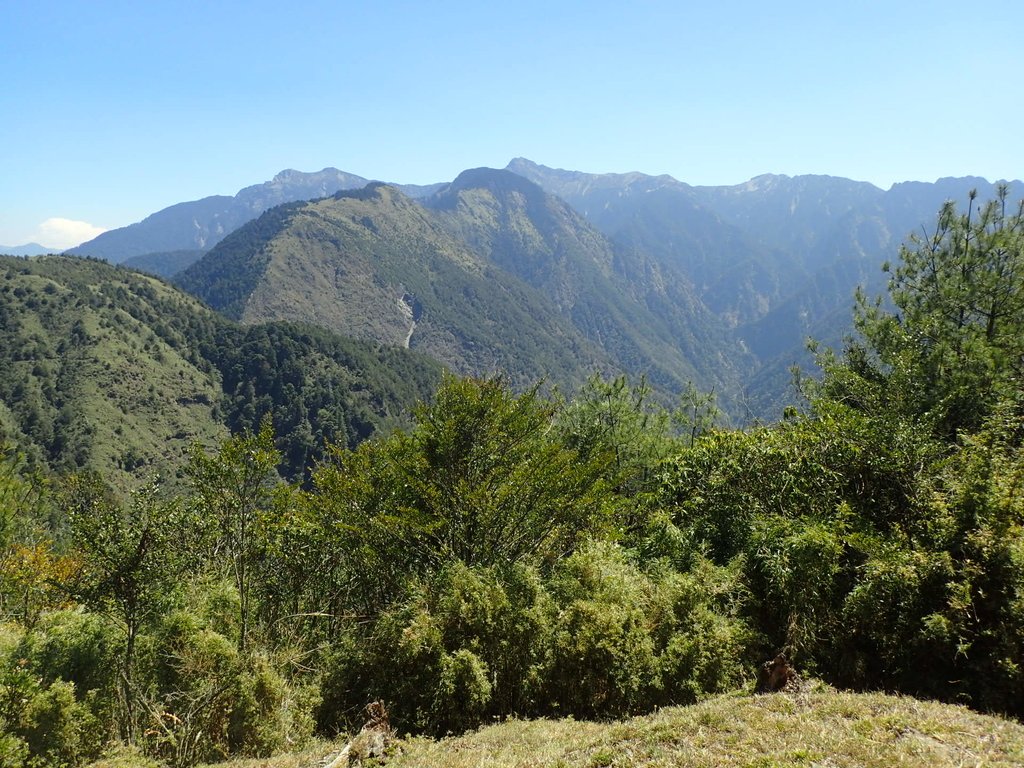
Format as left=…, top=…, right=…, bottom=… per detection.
left=191, top=740, right=347, bottom=768
left=193, top=684, right=1024, bottom=768
left=389, top=685, right=1024, bottom=768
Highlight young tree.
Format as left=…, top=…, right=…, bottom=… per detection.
left=556, top=375, right=673, bottom=498
left=824, top=185, right=1024, bottom=438
left=313, top=376, right=611, bottom=614
left=0, top=443, right=54, bottom=625
left=675, top=381, right=721, bottom=449
left=63, top=475, right=186, bottom=743
left=186, top=421, right=280, bottom=653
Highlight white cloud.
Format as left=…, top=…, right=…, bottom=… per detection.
left=32, top=218, right=107, bottom=250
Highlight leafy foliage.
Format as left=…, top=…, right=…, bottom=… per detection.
left=318, top=547, right=749, bottom=735
left=186, top=423, right=280, bottom=653
left=309, top=376, right=612, bottom=616
left=828, top=186, right=1024, bottom=438
left=654, top=190, right=1024, bottom=713
left=63, top=475, right=191, bottom=742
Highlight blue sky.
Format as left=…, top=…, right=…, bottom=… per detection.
left=2, top=1, right=1022, bottom=248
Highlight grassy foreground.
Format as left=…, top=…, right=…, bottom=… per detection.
left=188, top=684, right=1024, bottom=768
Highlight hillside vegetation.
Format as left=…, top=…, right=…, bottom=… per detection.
left=506, top=159, right=1023, bottom=416
left=0, top=255, right=441, bottom=486
left=73, top=160, right=1022, bottom=419
left=0, top=256, right=226, bottom=488
left=0, top=190, right=1020, bottom=768
left=425, top=169, right=746, bottom=401
left=178, top=184, right=614, bottom=393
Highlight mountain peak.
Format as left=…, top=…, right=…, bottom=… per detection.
left=427, top=168, right=550, bottom=212
left=331, top=181, right=410, bottom=205
left=69, top=168, right=371, bottom=262
left=270, top=168, right=307, bottom=183
left=0, top=242, right=58, bottom=257
left=450, top=167, right=543, bottom=195
left=269, top=167, right=362, bottom=185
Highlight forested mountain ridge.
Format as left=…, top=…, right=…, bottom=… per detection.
left=422, top=168, right=751, bottom=400
left=64, top=160, right=1022, bottom=419
left=506, top=158, right=1022, bottom=415
left=506, top=160, right=1020, bottom=339
left=0, top=255, right=225, bottom=488
left=175, top=172, right=760, bottom=405
left=0, top=255, right=441, bottom=487
left=178, top=182, right=621, bottom=393
left=505, top=157, right=788, bottom=328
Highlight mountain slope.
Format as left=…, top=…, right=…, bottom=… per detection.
left=0, top=256, right=227, bottom=487
left=0, top=255, right=441, bottom=488
left=0, top=244, right=58, bottom=257
left=57, top=160, right=1023, bottom=425
left=423, top=168, right=750, bottom=399
left=697, top=173, right=1021, bottom=373
left=505, top=158, right=790, bottom=329
left=507, top=159, right=1024, bottom=418
left=121, top=249, right=208, bottom=278
left=178, top=184, right=613, bottom=392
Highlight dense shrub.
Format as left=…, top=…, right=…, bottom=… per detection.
left=145, top=600, right=315, bottom=767
left=657, top=389, right=1024, bottom=715
left=146, top=611, right=240, bottom=766
left=317, top=561, right=553, bottom=735
left=544, top=545, right=750, bottom=715
left=16, top=609, right=118, bottom=701
left=22, top=680, right=105, bottom=768
left=0, top=661, right=105, bottom=768
left=318, top=546, right=750, bottom=735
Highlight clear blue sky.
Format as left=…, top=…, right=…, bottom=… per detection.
left=2, top=0, right=1022, bottom=248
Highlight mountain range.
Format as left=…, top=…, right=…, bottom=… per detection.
left=64, top=168, right=444, bottom=267
left=54, top=161, right=1024, bottom=422
left=0, top=243, right=58, bottom=257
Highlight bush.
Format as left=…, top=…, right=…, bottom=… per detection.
left=544, top=544, right=749, bottom=716
left=434, top=649, right=492, bottom=733
left=146, top=606, right=315, bottom=766
left=318, top=547, right=751, bottom=734
left=147, top=612, right=240, bottom=766
left=544, top=546, right=659, bottom=717
left=227, top=655, right=296, bottom=757
left=658, top=390, right=1024, bottom=716
left=654, top=561, right=753, bottom=704
left=0, top=727, right=27, bottom=768
left=745, top=514, right=848, bottom=659
left=17, top=610, right=118, bottom=701
left=22, top=680, right=105, bottom=768
left=318, top=562, right=554, bottom=735
left=2, top=611, right=117, bottom=765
